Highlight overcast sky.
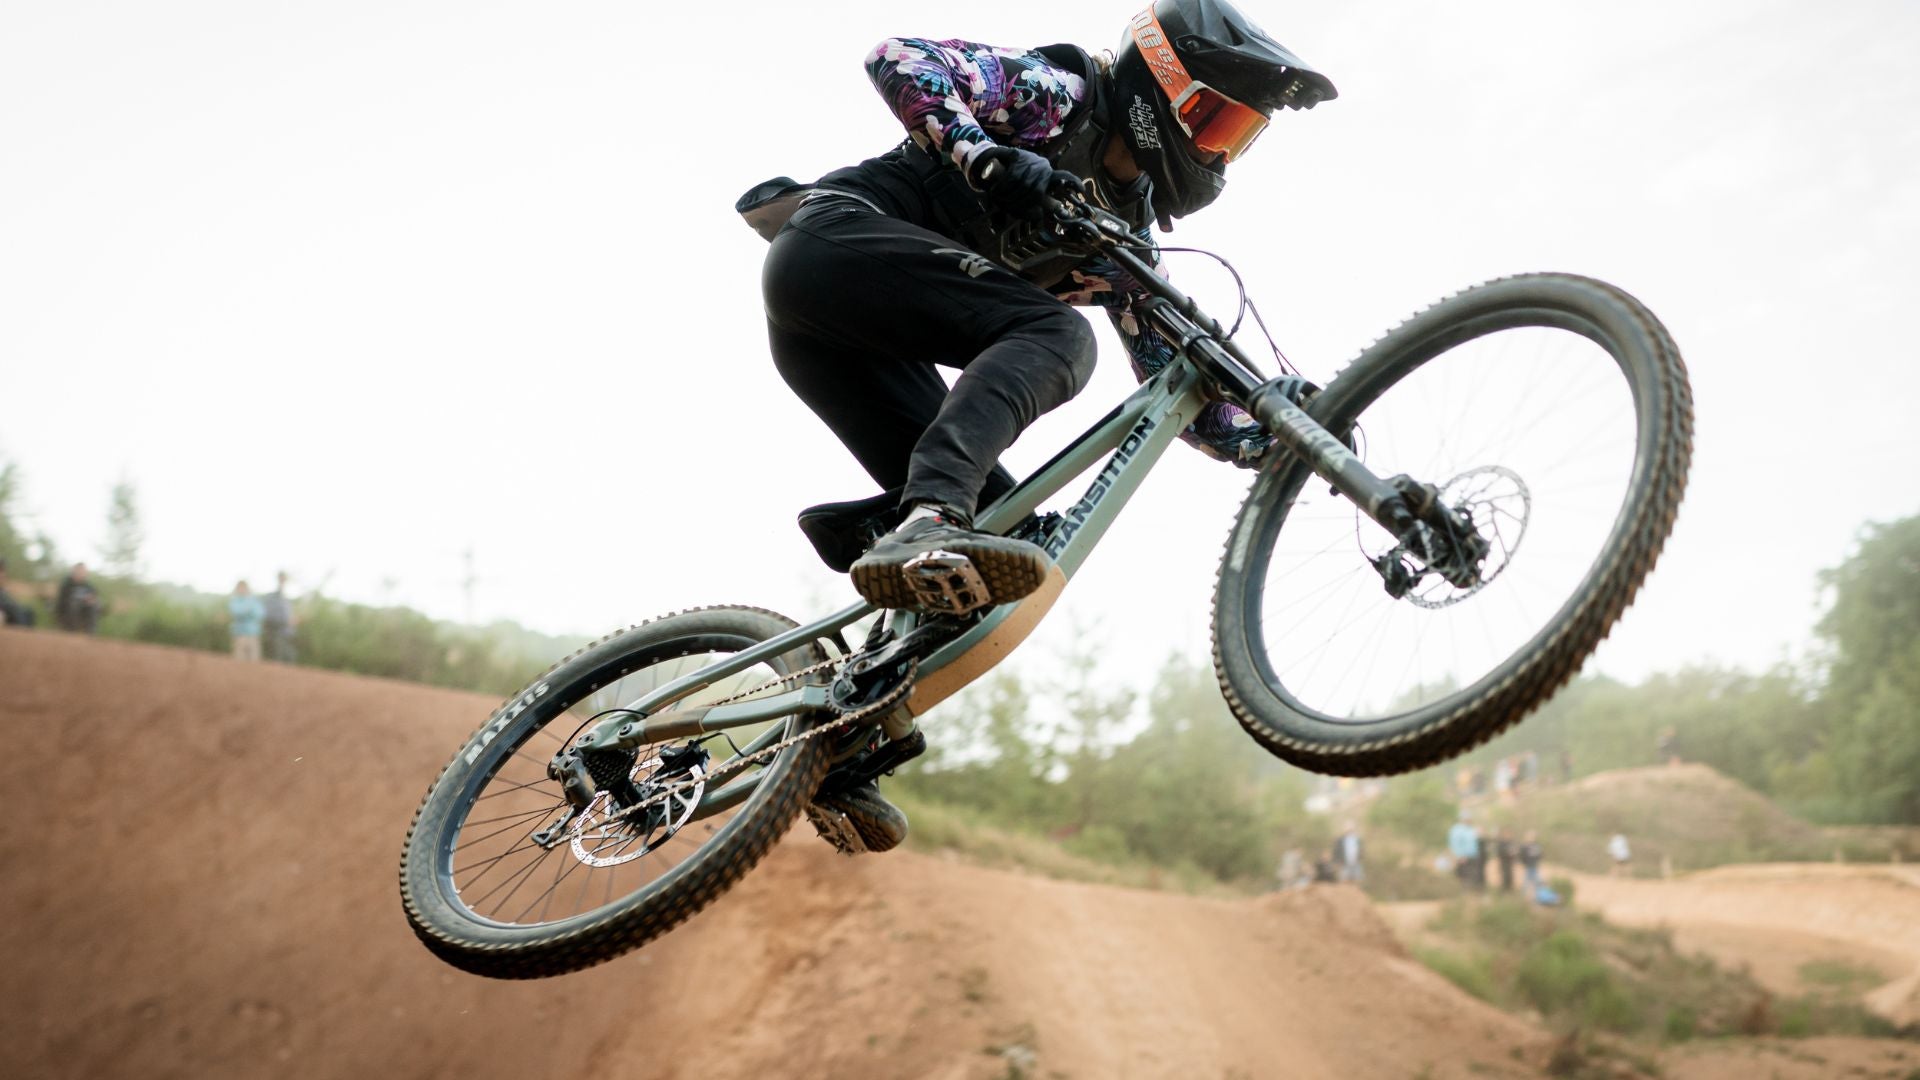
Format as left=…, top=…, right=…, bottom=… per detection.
left=4, top=0, right=1917, bottom=689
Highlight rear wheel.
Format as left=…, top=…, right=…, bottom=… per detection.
left=1213, top=274, right=1692, bottom=775
left=399, top=606, right=831, bottom=978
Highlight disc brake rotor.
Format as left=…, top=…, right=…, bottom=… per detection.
left=566, top=757, right=707, bottom=867
left=1399, top=464, right=1530, bottom=609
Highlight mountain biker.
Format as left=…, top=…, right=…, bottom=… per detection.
left=741, top=0, right=1333, bottom=850
left=748, top=0, right=1334, bottom=613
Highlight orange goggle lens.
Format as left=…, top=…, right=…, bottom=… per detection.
left=1171, top=83, right=1268, bottom=161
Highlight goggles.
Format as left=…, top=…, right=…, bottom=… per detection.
left=1127, top=6, right=1270, bottom=161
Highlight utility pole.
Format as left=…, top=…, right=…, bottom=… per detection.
left=461, top=545, right=477, bottom=626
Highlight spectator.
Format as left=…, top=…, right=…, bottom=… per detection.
left=0, top=558, right=35, bottom=627
left=228, top=580, right=265, bottom=662
left=1276, top=848, right=1304, bottom=892
left=1608, top=832, right=1632, bottom=877
left=54, top=563, right=101, bottom=634
left=1332, top=821, right=1365, bottom=884
left=1447, top=814, right=1481, bottom=894
left=1494, top=757, right=1515, bottom=803
left=1495, top=827, right=1516, bottom=892
left=1657, top=725, right=1680, bottom=766
left=261, top=571, right=298, bottom=663
left=1475, top=829, right=1492, bottom=891
left=1519, top=830, right=1545, bottom=899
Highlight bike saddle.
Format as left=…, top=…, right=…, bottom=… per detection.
left=798, top=488, right=908, bottom=574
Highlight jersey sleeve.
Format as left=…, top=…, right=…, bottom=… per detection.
left=865, top=38, right=1086, bottom=170
left=1051, top=232, right=1274, bottom=467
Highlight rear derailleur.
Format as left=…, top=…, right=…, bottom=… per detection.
left=531, top=740, right=710, bottom=850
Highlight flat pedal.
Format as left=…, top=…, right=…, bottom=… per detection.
left=804, top=802, right=870, bottom=856
left=903, top=550, right=991, bottom=615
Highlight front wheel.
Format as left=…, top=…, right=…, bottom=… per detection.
left=400, top=606, right=832, bottom=978
left=1213, top=274, right=1692, bottom=775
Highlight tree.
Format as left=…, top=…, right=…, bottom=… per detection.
left=1813, top=517, right=1920, bottom=823
left=0, top=461, right=29, bottom=571
left=100, top=478, right=144, bottom=578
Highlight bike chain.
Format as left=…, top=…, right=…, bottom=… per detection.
left=596, top=654, right=913, bottom=827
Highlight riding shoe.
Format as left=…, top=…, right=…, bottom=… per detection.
left=849, top=511, right=1050, bottom=614
left=811, top=780, right=910, bottom=853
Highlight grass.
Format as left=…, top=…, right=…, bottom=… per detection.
left=1797, top=958, right=1886, bottom=993
left=1409, top=895, right=1898, bottom=1046
left=891, top=791, right=1230, bottom=894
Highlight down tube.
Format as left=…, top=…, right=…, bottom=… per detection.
left=1040, top=374, right=1206, bottom=578
left=915, top=364, right=1208, bottom=694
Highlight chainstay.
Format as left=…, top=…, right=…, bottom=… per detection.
left=597, top=658, right=914, bottom=825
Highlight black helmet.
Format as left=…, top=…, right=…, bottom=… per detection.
left=1111, top=0, right=1336, bottom=227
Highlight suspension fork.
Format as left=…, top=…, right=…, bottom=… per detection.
left=1100, top=238, right=1427, bottom=536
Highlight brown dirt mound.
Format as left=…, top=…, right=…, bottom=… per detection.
left=1497, top=763, right=1832, bottom=875
left=0, top=629, right=1550, bottom=1079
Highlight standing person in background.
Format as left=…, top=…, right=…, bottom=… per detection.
left=261, top=571, right=298, bottom=663
left=227, top=580, right=265, bottom=662
left=53, top=563, right=101, bottom=634
left=1495, top=827, right=1517, bottom=892
left=1519, top=830, right=1545, bottom=899
left=1657, top=725, right=1680, bottom=766
left=1332, top=821, right=1364, bottom=884
left=1493, top=757, right=1515, bottom=803
left=1608, top=832, right=1632, bottom=877
left=1448, top=813, right=1480, bottom=894
left=0, top=558, right=36, bottom=627
left=1276, top=848, right=1303, bottom=891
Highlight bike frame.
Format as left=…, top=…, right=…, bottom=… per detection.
left=574, top=197, right=1442, bottom=813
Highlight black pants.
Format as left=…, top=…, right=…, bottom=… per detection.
left=762, top=198, right=1096, bottom=518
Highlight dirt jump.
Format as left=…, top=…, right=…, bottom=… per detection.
left=7, top=630, right=1918, bottom=1078
left=1, top=630, right=1551, bottom=1080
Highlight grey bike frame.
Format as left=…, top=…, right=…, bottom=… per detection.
left=576, top=352, right=1212, bottom=759
left=575, top=198, right=1437, bottom=814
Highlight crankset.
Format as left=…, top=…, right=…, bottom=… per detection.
left=829, top=615, right=968, bottom=716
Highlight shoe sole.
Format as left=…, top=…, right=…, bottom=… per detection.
left=850, top=536, right=1050, bottom=613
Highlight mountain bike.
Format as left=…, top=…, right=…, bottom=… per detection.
left=400, top=189, right=1692, bottom=979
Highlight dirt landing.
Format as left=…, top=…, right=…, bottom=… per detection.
left=0, top=630, right=1547, bottom=1080
left=1569, top=864, right=1920, bottom=1026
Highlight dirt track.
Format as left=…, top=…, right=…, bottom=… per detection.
left=1569, top=864, right=1920, bottom=1027
left=8, top=630, right=1920, bottom=1078
left=1, top=630, right=1552, bottom=1080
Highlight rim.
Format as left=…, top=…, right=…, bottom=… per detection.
left=436, top=637, right=804, bottom=928
left=1249, top=321, right=1641, bottom=724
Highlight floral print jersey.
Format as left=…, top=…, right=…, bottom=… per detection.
left=865, top=37, right=1271, bottom=466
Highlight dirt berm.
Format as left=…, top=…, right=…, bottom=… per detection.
left=1, top=630, right=1557, bottom=1079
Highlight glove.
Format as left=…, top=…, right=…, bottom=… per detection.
left=964, top=145, right=1081, bottom=220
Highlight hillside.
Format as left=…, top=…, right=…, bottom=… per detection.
left=0, top=629, right=1550, bottom=1080
left=1487, top=763, right=1836, bottom=874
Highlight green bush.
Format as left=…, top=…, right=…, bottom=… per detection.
left=1369, top=774, right=1456, bottom=844
left=1663, top=1005, right=1697, bottom=1042
left=1474, top=898, right=1540, bottom=950
left=1518, top=931, right=1619, bottom=1020
left=1417, top=947, right=1499, bottom=1003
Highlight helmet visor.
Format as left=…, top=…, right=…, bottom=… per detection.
left=1170, top=81, right=1268, bottom=162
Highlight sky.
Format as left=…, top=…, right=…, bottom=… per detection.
left=4, top=0, right=1917, bottom=691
